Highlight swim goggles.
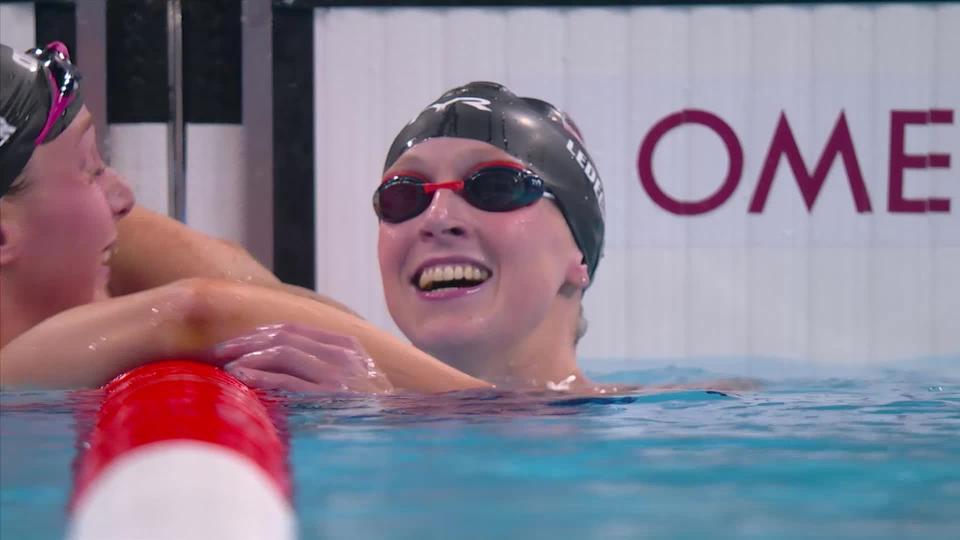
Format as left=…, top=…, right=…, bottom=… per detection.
left=373, top=161, right=553, bottom=224
left=31, top=41, right=80, bottom=145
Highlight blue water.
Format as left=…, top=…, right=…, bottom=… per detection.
left=2, top=368, right=958, bottom=539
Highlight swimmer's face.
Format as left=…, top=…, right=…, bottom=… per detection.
left=377, top=138, right=588, bottom=364
left=0, top=107, right=135, bottom=315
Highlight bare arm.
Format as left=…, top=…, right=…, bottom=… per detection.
left=0, top=278, right=488, bottom=393
left=109, top=206, right=358, bottom=315
left=109, top=205, right=281, bottom=293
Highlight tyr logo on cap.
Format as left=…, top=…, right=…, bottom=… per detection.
left=407, top=96, right=493, bottom=126
left=428, top=96, right=492, bottom=113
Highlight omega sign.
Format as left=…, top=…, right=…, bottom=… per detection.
left=637, top=109, right=954, bottom=215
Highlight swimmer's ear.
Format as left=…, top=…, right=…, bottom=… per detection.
left=564, top=255, right=590, bottom=291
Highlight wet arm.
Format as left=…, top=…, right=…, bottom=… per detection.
left=0, top=278, right=488, bottom=393
left=109, top=205, right=281, bottom=293
left=2, top=281, right=194, bottom=388
left=109, top=206, right=358, bottom=316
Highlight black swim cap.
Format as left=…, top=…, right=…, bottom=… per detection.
left=1, top=42, right=84, bottom=196
left=385, top=81, right=606, bottom=279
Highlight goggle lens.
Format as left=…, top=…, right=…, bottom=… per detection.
left=374, top=166, right=547, bottom=224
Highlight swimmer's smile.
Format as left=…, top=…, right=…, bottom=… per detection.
left=411, top=259, right=492, bottom=299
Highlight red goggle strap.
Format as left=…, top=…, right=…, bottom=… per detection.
left=421, top=179, right=464, bottom=194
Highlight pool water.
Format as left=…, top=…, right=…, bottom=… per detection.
left=2, top=368, right=958, bottom=540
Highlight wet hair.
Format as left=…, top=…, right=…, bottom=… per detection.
left=385, top=81, right=605, bottom=280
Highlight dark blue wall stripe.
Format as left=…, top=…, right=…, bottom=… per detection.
left=35, top=2, right=76, bottom=61
left=183, top=0, right=242, bottom=124
left=106, top=0, right=168, bottom=123
left=272, top=7, right=315, bottom=289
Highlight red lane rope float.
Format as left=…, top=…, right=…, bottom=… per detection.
left=68, top=360, right=295, bottom=540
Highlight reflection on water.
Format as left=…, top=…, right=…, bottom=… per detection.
left=2, top=370, right=958, bottom=540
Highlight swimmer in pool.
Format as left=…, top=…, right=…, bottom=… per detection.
left=373, top=82, right=608, bottom=392
left=94, top=76, right=751, bottom=396
left=374, top=83, right=756, bottom=395
left=128, top=81, right=611, bottom=393
left=0, top=42, right=488, bottom=393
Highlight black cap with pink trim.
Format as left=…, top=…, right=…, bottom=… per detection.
left=1, top=42, right=84, bottom=196
left=385, top=81, right=606, bottom=279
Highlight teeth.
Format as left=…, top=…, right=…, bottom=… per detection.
left=416, top=263, right=491, bottom=290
